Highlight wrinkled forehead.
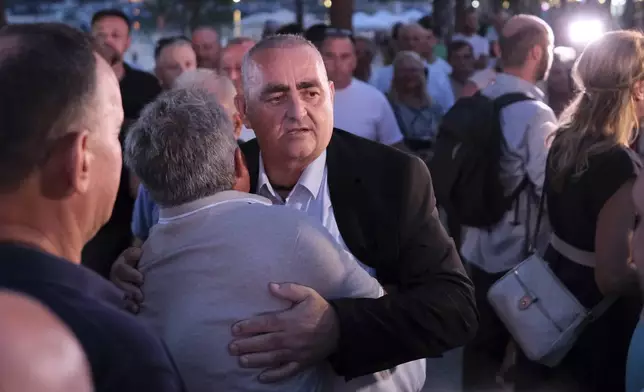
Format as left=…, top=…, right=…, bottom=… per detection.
left=246, top=46, right=328, bottom=97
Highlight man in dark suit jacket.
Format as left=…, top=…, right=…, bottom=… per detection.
left=238, top=129, right=478, bottom=378
left=111, top=33, right=477, bottom=382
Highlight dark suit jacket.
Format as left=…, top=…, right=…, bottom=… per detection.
left=240, top=129, right=478, bottom=379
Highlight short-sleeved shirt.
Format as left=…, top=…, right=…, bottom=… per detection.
left=0, top=243, right=185, bottom=392
left=333, top=78, right=404, bottom=145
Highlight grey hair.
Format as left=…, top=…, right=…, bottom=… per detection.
left=124, top=88, right=237, bottom=207
left=392, top=50, right=425, bottom=69
left=240, top=34, right=322, bottom=100
left=172, top=68, right=237, bottom=116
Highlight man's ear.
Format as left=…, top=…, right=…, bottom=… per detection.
left=529, top=44, right=543, bottom=63
left=70, top=131, right=92, bottom=195
left=328, top=81, right=335, bottom=105
left=125, top=35, right=132, bottom=52
left=232, top=147, right=250, bottom=193
left=233, top=112, right=243, bottom=140
left=234, top=93, right=252, bottom=128
left=41, top=130, right=91, bottom=199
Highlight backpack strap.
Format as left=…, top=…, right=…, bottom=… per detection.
left=385, top=93, right=410, bottom=139
left=493, top=92, right=534, bottom=111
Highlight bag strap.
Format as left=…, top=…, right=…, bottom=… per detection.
left=386, top=93, right=411, bottom=139
left=493, top=92, right=534, bottom=112
left=526, top=185, right=546, bottom=255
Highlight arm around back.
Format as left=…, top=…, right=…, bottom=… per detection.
left=328, top=155, right=478, bottom=379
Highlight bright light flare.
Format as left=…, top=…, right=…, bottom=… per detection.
left=568, top=19, right=604, bottom=46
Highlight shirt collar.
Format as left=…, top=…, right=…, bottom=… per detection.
left=494, top=73, right=546, bottom=102
left=159, top=190, right=272, bottom=220
left=258, top=150, right=327, bottom=199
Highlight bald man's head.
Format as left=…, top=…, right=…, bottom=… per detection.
left=0, top=291, right=92, bottom=392
left=500, top=14, right=553, bottom=69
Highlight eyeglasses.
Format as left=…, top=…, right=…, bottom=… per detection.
left=154, top=35, right=191, bottom=58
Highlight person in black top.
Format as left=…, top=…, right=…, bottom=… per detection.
left=91, top=9, right=161, bottom=120
left=0, top=23, right=184, bottom=392
left=88, top=9, right=161, bottom=277
left=515, top=31, right=644, bottom=391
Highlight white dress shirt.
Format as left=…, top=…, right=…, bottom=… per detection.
left=258, top=151, right=375, bottom=276
left=257, top=150, right=427, bottom=392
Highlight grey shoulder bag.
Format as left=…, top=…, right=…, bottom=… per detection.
left=487, top=190, right=615, bottom=367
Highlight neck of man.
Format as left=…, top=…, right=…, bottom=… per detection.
left=423, top=52, right=435, bottom=64
left=0, top=195, right=84, bottom=263
left=263, top=156, right=313, bottom=198
left=112, top=61, right=125, bottom=81
left=503, top=66, right=537, bottom=85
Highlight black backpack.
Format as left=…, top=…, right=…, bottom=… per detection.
left=429, top=92, right=533, bottom=228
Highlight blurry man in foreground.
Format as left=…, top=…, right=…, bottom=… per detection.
left=0, top=23, right=183, bottom=392
left=0, top=291, right=92, bottom=392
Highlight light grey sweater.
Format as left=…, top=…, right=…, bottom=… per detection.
left=137, top=191, right=383, bottom=392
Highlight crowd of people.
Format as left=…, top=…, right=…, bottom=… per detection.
left=1, top=4, right=644, bottom=392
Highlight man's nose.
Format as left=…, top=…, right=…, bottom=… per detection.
left=230, top=69, right=241, bottom=82
left=286, top=95, right=307, bottom=120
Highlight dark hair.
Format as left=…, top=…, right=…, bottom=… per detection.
left=391, top=22, right=404, bottom=40
left=154, top=35, right=191, bottom=59
left=417, top=15, right=441, bottom=37
left=0, top=23, right=98, bottom=191
left=91, top=9, right=131, bottom=32
left=321, top=27, right=355, bottom=48
left=275, top=23, right=304, bottom=36
left=447, top=40, right=473, bottom=60
left=500, top=25, right=548, bottom=68
left=304, top=23, right=328, bottom=47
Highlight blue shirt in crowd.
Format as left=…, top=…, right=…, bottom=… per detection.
left=132, top=184, right=160, bottom=241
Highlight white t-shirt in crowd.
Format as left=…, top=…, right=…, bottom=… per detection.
left=452, top=33, right=490, bottom=59
left=431, top=57, right=453, bottom=76
left=333, top=78, right=404, bottom=145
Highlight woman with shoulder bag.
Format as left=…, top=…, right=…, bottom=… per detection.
left=514, top=30, right=644, bottom=391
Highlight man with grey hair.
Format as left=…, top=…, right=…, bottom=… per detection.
left=130, top=69, right=241, bottom=246
left=113, top=33, right=475, bottom=390
left=125, top=87, right=384, bottom=392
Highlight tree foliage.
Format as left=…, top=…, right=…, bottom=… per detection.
left=143, top=0, right=234, bottom=31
